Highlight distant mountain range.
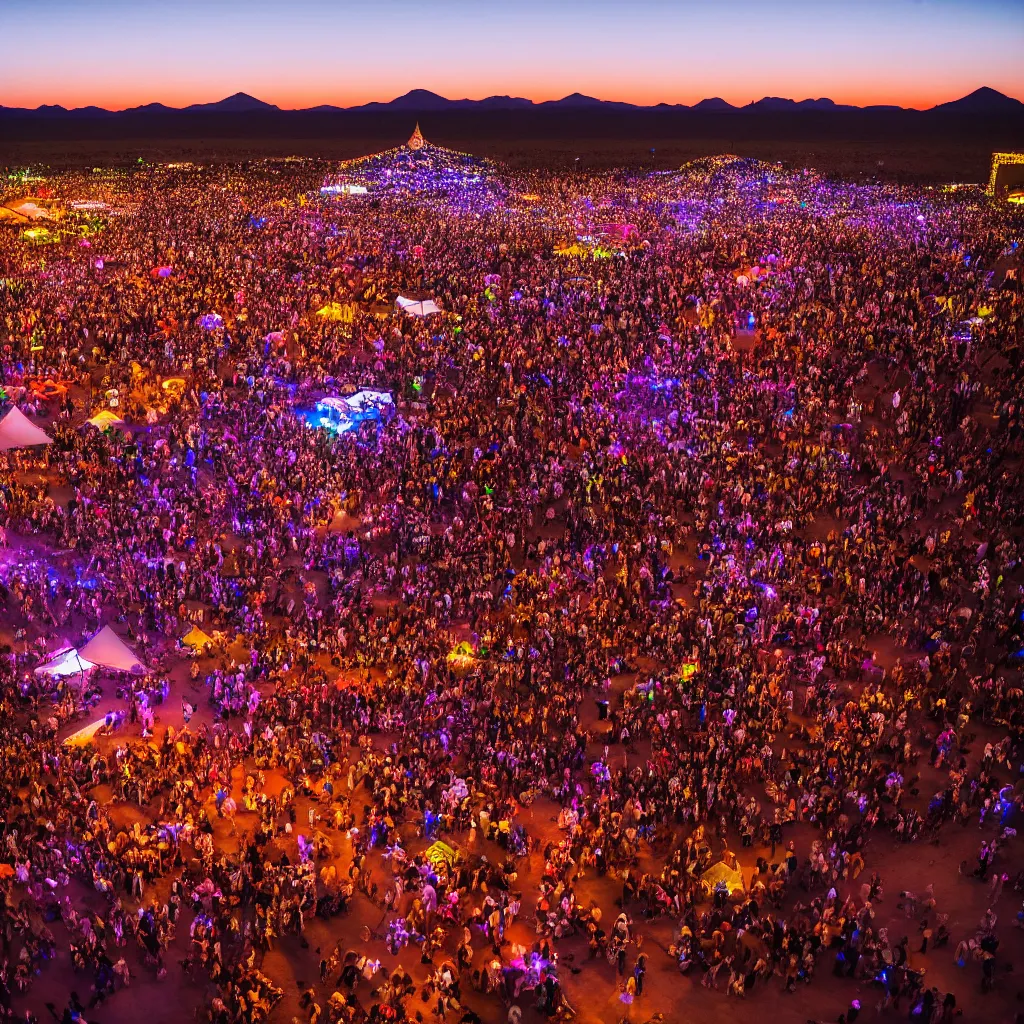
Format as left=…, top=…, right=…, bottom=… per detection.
left=3, top=86, right=1023, bottom=118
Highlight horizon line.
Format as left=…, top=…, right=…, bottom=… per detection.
left=5, top=84, right=1021, bottom=115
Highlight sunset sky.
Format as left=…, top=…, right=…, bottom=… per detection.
left=3, top=0, right=1023, bottom=111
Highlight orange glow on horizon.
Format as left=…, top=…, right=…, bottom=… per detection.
left=7, top=81, right=1019, bottom=113
left=6, top=0, right=1022, bottom=120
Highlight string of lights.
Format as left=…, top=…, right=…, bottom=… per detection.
left=987, top=152, right=1024, bottom=196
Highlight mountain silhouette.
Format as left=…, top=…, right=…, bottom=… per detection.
left=538, top=93, right=638, bottom=110
left=2, top=86, right=1022, bottom=122
left=123, top=102, right=178, bottom=115
left=183, top=92, right=280, bottom=113
left=928, top=86, right=1024, bottom=114
left=354, top=91, right=536, bottom=111
left=357, top=89, right=454, bottom=111
left=472, top=95, right=534, bottom=110
left=691, top=97, right=735, bottom=111
left=746, top=97, right=857, bottom=112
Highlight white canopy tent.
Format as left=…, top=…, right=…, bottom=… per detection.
left=345, top=390, right=394, bottom=414
left=0, top=406, right=53, bottom=451
left=78, top=626, right=147, bottom=674
left=320, top=183, right=368, bottom=196
left=314, top=390, right=394, bottom=434
left=35, top=647, right=95, bottom=678
left=396, top=296, right=441, bottom=317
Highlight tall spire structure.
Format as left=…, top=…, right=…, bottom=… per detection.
left=407, top=123, right=426, bottom=151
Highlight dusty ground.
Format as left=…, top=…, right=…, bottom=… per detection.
left=7, top=367, right=1024, bottom=1024
left=7, top=591, right=1023, bottom=1024
left=17, top=728, right=1024, bottom=1024
left=3, top=165, right=1022, bottom=1024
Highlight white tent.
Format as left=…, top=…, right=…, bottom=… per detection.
left=78, top=626, right=147, bottom=674
left=396, top=296, right=441, bottom=317
left=345, top=390, right=394, bottom=414
left=35, top=647, right=95, bottom=678
left=314, top=390, right=394, bottom=434
left=320, top=183, right=368, bottom=196
left=0, top=406, right=53, bottom=451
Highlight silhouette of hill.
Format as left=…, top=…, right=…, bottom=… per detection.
left=691, top=97, right=735, bottom=111
left=3, top=87, right=1022, bottom=167
left=356, top=89, right=454, bottom=111
left=123, top=102, right=178, bottom=115
left=3, top=86, right=1022, bottom=119
left=928, top=86, right=1024, bottom=114
left=536, top=93, right=638, bottom=111
left=183, top=92, right=280, bottom=113
left=747, top=97, right=857, bottom=112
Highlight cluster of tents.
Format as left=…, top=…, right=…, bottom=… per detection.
left=35, top=625, right=147, bottom=679
left=312, top=296, right=440, bottom=324
left=0, top=404, right=134, bottom=453
left=37, top=623, right=218, bottom=682
left=40, top=624, right=221, bottom=749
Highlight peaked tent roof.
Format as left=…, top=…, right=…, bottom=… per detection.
left=78, top=625, right=147, bottom=674
left=0, top=406, right=54, bottom=451
left=182, top=625, right=214, bottom=649
left=425, top=840, right=457, bottom=866
left=85, top=409, right=125, bottom=429
left=35, top=647, right=95, bottom=677
left=702, top=861, right=745, bottom=893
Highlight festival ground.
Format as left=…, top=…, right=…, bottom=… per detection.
left=2, top=139, right=1024, bottom=1024
left=12, top=671, right=1024, bottom=1024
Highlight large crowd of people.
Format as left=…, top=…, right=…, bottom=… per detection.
left=0, top=140, right=1023, bottom=1024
